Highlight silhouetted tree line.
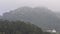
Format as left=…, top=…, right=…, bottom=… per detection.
left=0, top=19, right=44, bottom=34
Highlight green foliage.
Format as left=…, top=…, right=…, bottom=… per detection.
left=0, top=20, right=43, bottom=34
left=43, top=32, right=51, bottom=34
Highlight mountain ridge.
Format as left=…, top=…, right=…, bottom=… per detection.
left=0, top=7, right=60, bottom=31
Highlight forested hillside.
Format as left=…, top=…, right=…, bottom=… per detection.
left=0, top=7, right=60, bottom=31
left=0, top=19, right=44, bottom=34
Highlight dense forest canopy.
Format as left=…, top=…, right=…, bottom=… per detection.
left=0, top=19, right=44, bottom=34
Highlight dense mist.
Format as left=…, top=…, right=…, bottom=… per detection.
left=0, top=0, right=60, bottom=15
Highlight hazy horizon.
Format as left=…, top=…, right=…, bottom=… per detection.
left=0, top=0, right=60, bottom=15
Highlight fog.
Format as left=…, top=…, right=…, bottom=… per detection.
left=0, top=0, right=60, bottom=15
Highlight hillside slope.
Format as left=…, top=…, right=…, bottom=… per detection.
left=1, top=7, right=60, bottom=31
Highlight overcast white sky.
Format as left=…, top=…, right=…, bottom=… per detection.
left=0, top=0, right=60, bottom=15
